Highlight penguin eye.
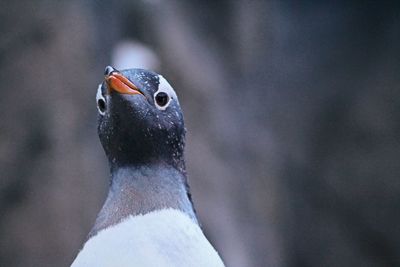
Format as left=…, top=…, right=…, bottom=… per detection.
left=154, top=92, right=170, bottom=110
left=96, top=85, right=107, bottom=115
left=97, top=98, right=106, bottom=114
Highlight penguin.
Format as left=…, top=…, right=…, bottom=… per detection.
left=71, top=66, right=225, bottom=267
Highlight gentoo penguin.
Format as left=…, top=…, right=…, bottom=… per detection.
left=71, top=66, right=225, bottom=267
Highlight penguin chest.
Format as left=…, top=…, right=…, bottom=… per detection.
left=71, top=209, right=224, bottom=267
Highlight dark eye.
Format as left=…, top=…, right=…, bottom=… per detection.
left=155, top=92, right=170, bottom=108
left=97, top=98, right=106, bottom=114
left=96, top=85, right=107, bottom=115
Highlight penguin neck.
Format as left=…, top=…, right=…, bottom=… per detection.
left=89, top=163, right=197, bottom=238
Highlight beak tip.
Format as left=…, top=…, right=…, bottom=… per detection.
left=105, top=72, right=142, bottom=96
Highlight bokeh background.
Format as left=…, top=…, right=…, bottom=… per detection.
left=1, top=1, right=400, bottom=267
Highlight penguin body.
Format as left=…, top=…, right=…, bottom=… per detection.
left=71, top=67, right=224, bottom=266
left=72, top=209, right=223, bottom=267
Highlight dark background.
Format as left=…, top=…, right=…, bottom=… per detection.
left=1, top=1, right=399, bottom=267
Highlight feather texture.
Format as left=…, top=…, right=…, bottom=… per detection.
left=72, top=209, right=224, bottom=267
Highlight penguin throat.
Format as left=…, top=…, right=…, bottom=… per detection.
left=89, top=164, right=196, bottom=237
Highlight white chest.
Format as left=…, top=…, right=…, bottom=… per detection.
left=71, top=209, right=224, bottom=267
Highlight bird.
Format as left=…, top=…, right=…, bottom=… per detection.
left=71, top=66, right=225, bottom=267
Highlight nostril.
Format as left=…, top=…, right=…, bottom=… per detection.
left=104, top=66, right=114, bottom=76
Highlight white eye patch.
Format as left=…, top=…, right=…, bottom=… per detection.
left=96, top=84, right=106, bottom=115
left=154, top=75, right=178, bottom=110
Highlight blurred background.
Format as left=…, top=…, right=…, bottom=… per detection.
left=1, top=1, right=400, bottom=266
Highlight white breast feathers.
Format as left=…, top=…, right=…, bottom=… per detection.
left=71, top=209, right=224, bottom=267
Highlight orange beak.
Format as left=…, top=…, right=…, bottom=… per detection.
left=105, top=72, right=143, bottom=95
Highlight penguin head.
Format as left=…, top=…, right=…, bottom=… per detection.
left=96, top=66, right=185, bottom=171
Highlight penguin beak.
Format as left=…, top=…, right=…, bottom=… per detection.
left=105, top=72, right=143, bottom=95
